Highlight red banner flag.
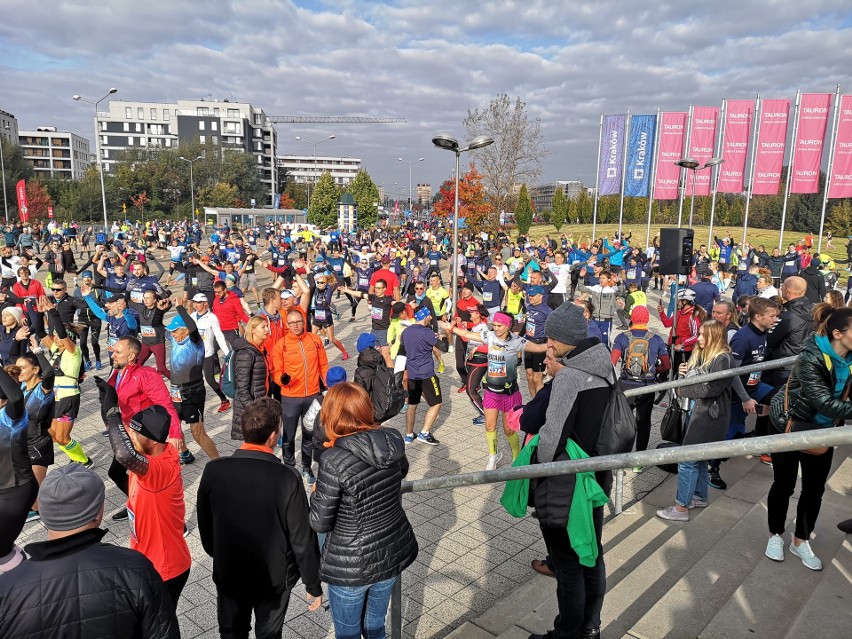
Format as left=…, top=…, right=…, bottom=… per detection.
left=791, top=93, right=832, bottom=194
left=717, top=100, right=753, bottom=194
left=752, top=99, right=791, bottom=195
left=654, top=112, right=688, bottom=200
left=828, top=95, right=852, bottom=199
left=685, top=106, right=720, bottom=196
left=16, top=179, right=29, bottom=223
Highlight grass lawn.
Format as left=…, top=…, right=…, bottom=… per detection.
left=522, top=223, right=847, bottom=263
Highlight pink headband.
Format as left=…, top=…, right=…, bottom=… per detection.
left=492, top=312, right=512, bottom=327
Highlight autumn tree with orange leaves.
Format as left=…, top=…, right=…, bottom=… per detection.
left=25, top=181, right=53, bottom=220
left=433, top=163, right=494, bottom=231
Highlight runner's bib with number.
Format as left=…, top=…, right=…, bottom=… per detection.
left=483, top=291, right=493, bottom=302
left=358, top=277, right=369, bottom=287
left=139, top=326, right=156, bottom=337
left=370, top=306, right=384, bottom=320
left=314, top=309, right=327, bottom=322
left=170, top=385, right=182, bottom=403
left=130, top=290, right=144, bottom=304
left=488, top=360, right=507, bottom=378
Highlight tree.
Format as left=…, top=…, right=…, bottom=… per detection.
left=346, top=170, right=380, bottom=229
left=551, top=186, right=568, bottom=230
left=827, top=200, right=852, bottom=237
left=575, top=188, right=593, bottom=223
left=514, top=184, right=533, bottom=235
left=198, top=182, right=239, bottom=208
left=25, top=181, right=53, bottom=220
left=278, top=191, right=295, bottom=210
left=308, top=172, right=340, bottom=227
left=432, top=164, right=494, bottom=232
left=283, top=181, right=308, bottom=210
left=463, top=93, right=548, bottom=222
left=1, top=140, right=34, bottom=217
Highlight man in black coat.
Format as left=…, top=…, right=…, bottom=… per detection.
left=0, top=464, right=178, bottom=639
left=798, top=258, right=826, bottom=303
left=197, top=397, right=323, bottom=639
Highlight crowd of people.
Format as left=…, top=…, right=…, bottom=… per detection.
left=0, top=217, right=850, bottom=639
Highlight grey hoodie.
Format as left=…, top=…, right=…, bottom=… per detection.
left=538, top=341, right=616, bottom=464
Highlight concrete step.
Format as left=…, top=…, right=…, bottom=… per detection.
left=697, top=488, right=849, bottom=639
left=627, top=496, right=771, bottom=638
left=784, top=537, right=852, bottom=639
left=601, top=494, right=752, bottom=638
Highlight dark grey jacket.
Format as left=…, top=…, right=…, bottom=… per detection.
left=678, top=353, right=734, bottom=446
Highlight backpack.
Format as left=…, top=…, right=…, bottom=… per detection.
left=623, top=331, right=654, bottom=381
left=594, top=378, right=637, bottom=456
left=369, top=362, right=407, bottom=423
left=220, top=349, right=241, bottom=399
left=96, top=232, right=106, bottom=245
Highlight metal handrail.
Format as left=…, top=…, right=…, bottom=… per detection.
left=389, top=355, right=829, bottom=638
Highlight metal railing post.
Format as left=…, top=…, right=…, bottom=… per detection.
left=390, top=574, right=402, bottom=639
left=614, top=468, right=624, bottom=514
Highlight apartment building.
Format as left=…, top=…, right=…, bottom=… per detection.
left=277, top=154, right=361, bottom=187
left=0, top=109, right=19, bottom=145
left=19, top=127, right=91, bottom=180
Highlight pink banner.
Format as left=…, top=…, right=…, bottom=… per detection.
left=654, top=112, right=687, bottom=200
left=16, top=179, right=29, bottom=223
left=685, top=106, right=720, bottom=196
left=717, top=100, right=753, bottom=194
left=791, top=93, right=832, bottom=193
left=752, top=99, right=791, bottom=195
left=828, top=95, right=852, bottom=199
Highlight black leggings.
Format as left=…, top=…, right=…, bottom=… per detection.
left=79, top=320, right=102, bottom=364
left=0, top=481, right=38, bottom=556
left=466, top=358, right=487, bottom=416
left=203, top=356, right=227, bottom=402
left=165, top=568, right=191, bottom=611
left=281, top=395, right=319, bottom=469
left=455, top=335, right=468, bottom=387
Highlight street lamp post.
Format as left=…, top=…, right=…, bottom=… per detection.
left=0, top=124, right=9, bottom=223
left=675, top=157, right=724, bottom=228
left=431, top=134, right=494, bottom=323
left=179, top=155, right=203, bottom=226
left=398, top=157, right=424, bottom=224
left=295, top=135, right=335, bottom=210
left=72, top=88, right=117, bottom=233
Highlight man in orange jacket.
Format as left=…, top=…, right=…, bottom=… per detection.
left=270, top=309, right=329, bottom=485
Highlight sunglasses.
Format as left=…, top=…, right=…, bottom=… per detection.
left=52, top=288, right=65, bottom=292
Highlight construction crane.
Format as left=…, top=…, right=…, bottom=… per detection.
left=269, top=115, right=405, bottom=124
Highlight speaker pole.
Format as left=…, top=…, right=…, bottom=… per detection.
left=592, top=114, right=603, bottom=241
left=646, top=109, right=661, bottom=248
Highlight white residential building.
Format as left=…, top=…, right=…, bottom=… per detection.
left=19, top=127, right=91, bottom=180
left=277, top=154, right=361, bottom=187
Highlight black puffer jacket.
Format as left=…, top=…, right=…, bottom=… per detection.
left=310, top=427, right=418, bottom=586
left=0, top=528, right=178, bottom=638
left=230, top=337, right=268, bottom=439
left=775, top=335, right=852, bottom=426
left=766, top=296, right=814, bottom=372
left=353, top=346, right=384, bottom=392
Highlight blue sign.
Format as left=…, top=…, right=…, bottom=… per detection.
left=624, top=114, right=657, bottom=197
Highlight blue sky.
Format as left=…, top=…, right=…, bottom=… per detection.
left=2, top=0, right=851, bottom=200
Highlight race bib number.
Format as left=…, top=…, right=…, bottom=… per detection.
left=572, top=259, right=580, bottom=265
left=525, top=319, right=536, bottom=337
left=333, top=264, right=342, bottom=272
left=514, top=313, right=524, bottom=323
left=127, top=506, right=138, bottom=544
left=191, top=276, right=198, bottom=287
left=170, top=384, right=182, bottom=403
left=488, top=360, right=507, bottom=378
left=198, top=328, right=207, bottom=338
left=430, top=259, right=438, bottom=265
left=627, top=269, right=637, bottom=279
left=370, top=306, right=384, bottom=320
left=130, top=290, right=144, bottom=304
left=358, top=277, right=368, bottom=287
left=139, top=325, right=156, bottom=337
left=277, top=258, right=286, bottom=266
left=483, top=291, right=493, bottom=302
left=314, top=309, right=327, bottom=321
left=746, top=371, right=762, bottom=386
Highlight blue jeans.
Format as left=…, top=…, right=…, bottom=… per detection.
left=327, top=576, right=397, bottom=639
left=676, top=461, right=709, bottom=506
left=727, top=381, right=774, bottom=439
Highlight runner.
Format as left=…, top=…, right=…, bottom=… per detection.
left=189, top=294, right=231, bottom=413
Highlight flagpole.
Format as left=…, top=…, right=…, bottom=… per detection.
left=816, top=86, right=842, bottom=254
left=646, top=109, right=661, bottom=248
left=592, top=114, right=603, bottom=241
left=677, top=104, right=694, bottom=226
left=617, top=111, right=631, bottom=238
left=778, top=91, right=801, bottom=249
left=708, top=99, right=727, bottom=246
left=742, top=95, right=761, bottom=248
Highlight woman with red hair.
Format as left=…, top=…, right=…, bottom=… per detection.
left=310, top=382, right=417, bottom=639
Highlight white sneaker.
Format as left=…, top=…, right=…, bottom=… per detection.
left=789, top=538, right=823, bottom=571
left=485, top=452, right=503, bottom=471
left=765, top=534, right=784, bottom=562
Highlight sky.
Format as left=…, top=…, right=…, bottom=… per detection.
left=2, top=0, right=851, bottom=202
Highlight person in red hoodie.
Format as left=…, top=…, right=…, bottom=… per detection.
left=658, top=288, right=705, bottom=372
left=211, top=280, right=249, bottom=346
left=105, top=335, right=184, bottom=520
left=12, top=266, right=45, bottom=309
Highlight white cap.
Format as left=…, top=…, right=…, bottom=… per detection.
left=191, top=293, right=208, bottom=303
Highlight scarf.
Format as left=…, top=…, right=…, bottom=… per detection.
left=813, top=334, right=852, bottom=426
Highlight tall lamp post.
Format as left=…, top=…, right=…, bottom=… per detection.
left=72, top=87, right=117, bottom=232
left=431, top=134, right=494, bottom=320
left=675, top=157, right=723, bottom=228
left=295, top=135, right=335, bottom=209
left=0, top=124, right=9, bottom=223
left=398, top=157, right=424, bottom=223
left=179, top=155, right=203, bottom=226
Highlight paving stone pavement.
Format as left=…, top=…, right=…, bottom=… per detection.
left=15, top=253, right=681, bottom=639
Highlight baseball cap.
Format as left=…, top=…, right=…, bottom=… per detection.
left=191, top=293, right=208, bottom=303
left=166, top=315, right=186, bottom=331
left=128, top=405, right=171, bottom=444
left=414, top=306, right=431, bottom=321
left=528, top=285, right=545, bottom=296
left=381, top=255, right=390, bottom=264
left=280, top=289, right=296, bottom=299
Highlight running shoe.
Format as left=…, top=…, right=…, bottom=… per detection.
left=95, top=361, right=103, bottom=370
left=688, top=497, right=709, bottom=509
left=179, top=451, right=196, bottom=465
left=437, top=361, right=445, bottom=373
left=81, top=457, right=95, bottom=469
left=485, top=451, right=503, bottom=471
left=790, top=538, right=823, bottom=571
left=217, top=400, right=231, bottom=413
left=656, top=505, right=689, bottom=522
left=472, top=416, right=485, bottom=425
left=765, top=534, right=784, bottom=561
left=84, top=361, right=92, bottom=372
left=26, top=510, right=40, bottom=523
left=111, top=508, right=129, bottom=521
left=183, top=525, right=190, bottom=538
left=457, top=385, right=467, bottom=393
left=302, top=469, right=317, bottom=487
left=632, top=466, right=645, bottom=473
left=404, top=433, right=416, bottom=445
left=342, top=352, right=349, bottom=361
left=760, top=454, right=773, bottom=466
left=708, top=468, right=727, bottom=490
left=417, top=432, right=439, bottom=446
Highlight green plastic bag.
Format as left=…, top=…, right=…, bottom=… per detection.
left=500, top=435, right=539, bottom=517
